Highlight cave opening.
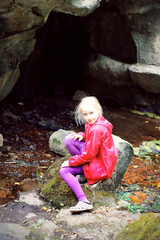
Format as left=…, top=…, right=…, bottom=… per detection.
left=10, top=11, right=88, bottom=101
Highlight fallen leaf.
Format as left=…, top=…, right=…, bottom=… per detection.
left=45, top=154, right=51, bottom=157
left=41, top=206, right=48, bottom=211
left=14, top=182, right=20, bottom=185
left=133, top=165, right=138, bottom=168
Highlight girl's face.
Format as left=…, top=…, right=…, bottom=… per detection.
left=81, top=105, right=100, bottom=125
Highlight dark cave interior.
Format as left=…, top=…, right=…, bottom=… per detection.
left=10, top=12, right=88, bottom=101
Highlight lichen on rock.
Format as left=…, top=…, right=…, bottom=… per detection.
left=116, top=212, right=160, bottom=240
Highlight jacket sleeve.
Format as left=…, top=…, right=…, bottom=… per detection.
left=69, top=127, right=102, bottom=167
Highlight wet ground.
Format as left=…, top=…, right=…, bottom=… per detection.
left=0, top=96, right=160, bottom=211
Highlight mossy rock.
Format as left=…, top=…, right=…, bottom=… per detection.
left=49, top=130, right=134, bottom=189
left=116, top=212, right=160, bottom=240
left=39, top=155, right=75, bottom=208
left=39, top=154, right=116, bottom=209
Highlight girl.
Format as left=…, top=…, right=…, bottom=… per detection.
left=59, top=96, right=118, bottom=212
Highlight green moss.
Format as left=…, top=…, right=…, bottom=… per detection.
left=117, top=213, right=160, bottom=240
left=96, top=190, right=115, bottom=198
left=39, top=154, right=78, bottom=208
left=130, top=110, right=160, bottom=120
left=52, top=138, right=61, bottom=145
left=39, top=155, right=70, bottom=186
left=40, top=170, right=77, bottom=208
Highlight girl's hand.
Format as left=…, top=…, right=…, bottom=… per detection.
left=71, top=133, right=83, bottom=141
left=61, top=160, right=69, bottom=168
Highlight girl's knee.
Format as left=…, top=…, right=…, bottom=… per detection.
left=64, top=134, right=73, bottom=147
left=59, top=166, right=68, bottom=177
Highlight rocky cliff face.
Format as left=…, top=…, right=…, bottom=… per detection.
left=0, top=0, right=160, bottom=113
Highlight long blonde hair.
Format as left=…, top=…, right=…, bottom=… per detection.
left=75, top=96, right=103, bottom=125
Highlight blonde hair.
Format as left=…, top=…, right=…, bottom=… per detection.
left=75, top=96, right=103, bottom=125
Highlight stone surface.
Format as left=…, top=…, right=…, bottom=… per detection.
left=113, top=0, right=160, bottom=96
left=0, top=29, right=36, bottom=72
left=113, top=0, right=158, bottom=14
left=0, top=190, right=144, bottom=240
left=0, top=191, right=159, bottom=240
left=19, top=191, right=44, bottom=206
left=49, top=129, right=75, bottom=156
left=81, top=7, right=137, bottom=63
left=0, top=223, right=30, bottom=240
left=0, top=1, right=13, bottom=15
left=13, top=0, right=60, bottom=19
left=0, top=30, right=35, bottom=100
left=56, top=207, right=140, bottom=239
left=125, top=7, right=160, bottom=65
left=129, top=64, right=160, bottom=93
left=54, top=0, right=100, bottom=16
left=113, top=135, right=134, bottom=188
left=0, top=68, right=20, bottom=101
left=1, top=5, right=43, bottom=33
left=40, top=220, right=58, bottom=237
left=19, top=178, right=39, bottom=192
left=15, top=0, right=100, bottom=18
left=84, top=54, right=131, bottom=87
left=0, top=133, right=3, bottom=147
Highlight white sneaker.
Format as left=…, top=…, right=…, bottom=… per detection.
left=70, top=201, right=93, bottom=213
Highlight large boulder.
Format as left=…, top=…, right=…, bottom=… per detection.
left=129, top=64, right=160, bottom=94
left=39, top=130, right=133, bottom=208
left=106, top=0, right=160, bottom=66
left=39, top=154, right=117, bottom=209
left=113, top=135, right=134, bottom=188
left=0, top=29, right=36, bottom=101
left=49, top=129, right=75, bottom=156
left=127, top=8, right=160, bottom=66
left=54, top=0, right=100, bottom=17
left=84, top=54, right=131, bottom=88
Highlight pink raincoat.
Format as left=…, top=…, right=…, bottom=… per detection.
left=69, top=116, right=119, bottom=185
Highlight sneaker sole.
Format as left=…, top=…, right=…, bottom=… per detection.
left=70, top=206, right=93, bottom=213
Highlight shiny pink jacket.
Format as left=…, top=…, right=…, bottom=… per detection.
left=69, top=116, right=119, bottom=185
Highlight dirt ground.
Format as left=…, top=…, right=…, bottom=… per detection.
left=105, top=107, right=160, bottom=147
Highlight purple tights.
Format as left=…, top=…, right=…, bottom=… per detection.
left=59, top=134, right=86, bottom=201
